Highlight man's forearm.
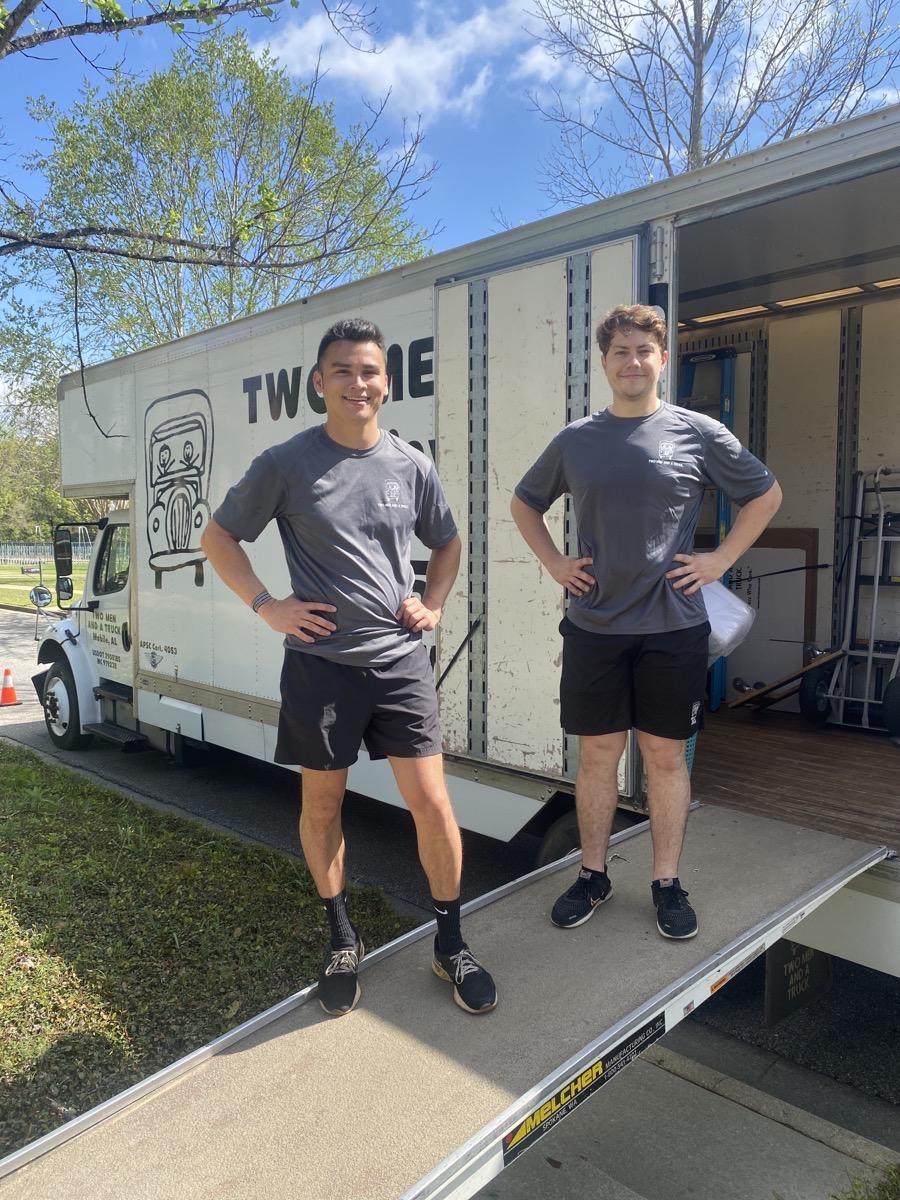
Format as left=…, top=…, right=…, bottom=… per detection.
left=200, top=519, right=269, bottom=607
left=717, top=483, right=783, bottom=569
left=510, top=495, right=561, bottom=568
left=422, top=536, right=462, bottom=614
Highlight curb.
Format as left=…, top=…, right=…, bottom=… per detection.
left=0, top=603, right=63, bottom=614
left=644, top=1044, right=900, bottom=1169
left=0, top=732, right=284, bottom=854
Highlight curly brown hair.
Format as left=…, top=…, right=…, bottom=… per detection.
left=596, top=304, right=667, bottom=355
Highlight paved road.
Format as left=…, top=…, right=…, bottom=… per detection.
left=2, top=607, right=898, bottom=1124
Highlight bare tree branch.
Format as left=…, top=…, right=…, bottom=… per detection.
left=532, top=0, right=900, bottom=197
left=0, top=0, right=373, bottom=61
left=61, top=249, right=126, bottom=439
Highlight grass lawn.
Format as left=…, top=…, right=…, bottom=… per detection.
left=0, top=563, right=89, bottom=611
left=0, top=742, right=415, bottom=1158
left=832, top=1166, right=900, bottom=1200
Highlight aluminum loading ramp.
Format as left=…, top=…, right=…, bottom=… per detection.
left=0, top=807, right=887, bottom=1200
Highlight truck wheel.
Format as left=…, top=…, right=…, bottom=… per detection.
left=882, top=676, right=900, bottom=738
left=535, top=808, right=643, bottom=868
left=799, top=663, right=833, bottom=725
left=535, top=811, right=580, bottom=868
left=41, top=661, right=93, bottom=750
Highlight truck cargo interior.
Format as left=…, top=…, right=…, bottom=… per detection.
left=674, top=164, right=900, bottom=852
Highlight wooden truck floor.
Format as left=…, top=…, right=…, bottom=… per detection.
left=694, top=707, right=900, bottom=849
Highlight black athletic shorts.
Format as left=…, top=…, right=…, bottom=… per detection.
left=559, top=616, right=710, bottom=741
left=274, top=642, right=443, bottom=770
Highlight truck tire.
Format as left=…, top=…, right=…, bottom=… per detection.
left=535, top=811, right=580, bottom=868
left=799, top=663, right=833, bottom=725
left=882, top=676, right=900, bottom=738
left=41, top=660, right=93, bottom=750
left=535, top=808, right=644, bottom=868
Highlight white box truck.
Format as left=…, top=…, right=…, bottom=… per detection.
left=10, top=101, right=899, bottom=1200
left=31, top=105, right=900, bottom=871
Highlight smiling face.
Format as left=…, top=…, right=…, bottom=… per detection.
left=313, top=339, right=390, bottom=434
left=602, top=327, right=668, bottom=409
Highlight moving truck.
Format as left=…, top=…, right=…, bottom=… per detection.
left=10, top=104, right=898, bottom=1199
left=32, top=105, right=900, bottom=871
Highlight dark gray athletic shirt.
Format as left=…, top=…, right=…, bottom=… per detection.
left=515, top=403, right=775, bottom=635
left=214, top=426, right=458, bottom=666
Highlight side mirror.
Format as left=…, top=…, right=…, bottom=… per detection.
left=54, top=528, right=74, bottom=578
left=57, top=577, right=74, bottom=603
left=29, top=585, right=53, bottom=608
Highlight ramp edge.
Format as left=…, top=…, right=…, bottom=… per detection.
left=401, top=843, right=889, bottom=1200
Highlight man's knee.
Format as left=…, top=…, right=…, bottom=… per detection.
left=300, top=769, right=347, bottom=817
left=406, top=783, right=455, bottom=825
left=638, top=733, right=686, bottom=773
left=578, top=733, right=627, bottom=772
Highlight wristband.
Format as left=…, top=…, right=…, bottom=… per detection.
left=251, top=590, right=274, bottom=613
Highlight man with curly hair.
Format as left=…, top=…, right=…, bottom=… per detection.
left=512, top=303, right=781, bottom=940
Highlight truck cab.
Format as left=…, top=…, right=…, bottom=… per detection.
left=33, top=509, right=149, bottom=753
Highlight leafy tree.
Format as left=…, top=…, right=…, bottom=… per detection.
left=533, top=0, right=900, bottom=203
left=0, top=0, right=367, bottom=66
left=0, top=310, right=114, bottom=531
left=7, top=31, right=431, bottom=356
left=0, top=303, right=67, bottom=439
left=0, top=427, right=88, bottom=540
left=1, top=2, right=380, bottom=269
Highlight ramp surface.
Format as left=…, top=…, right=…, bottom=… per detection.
left=0, top=807, right=885, bottom=1200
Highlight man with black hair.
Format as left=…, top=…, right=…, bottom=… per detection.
left=202, top=317, right=497, bottom=1017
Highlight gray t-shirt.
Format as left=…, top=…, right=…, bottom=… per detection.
left=515, top=403, right=775, bottom=635
left=214, top=426, right=458, bottom=665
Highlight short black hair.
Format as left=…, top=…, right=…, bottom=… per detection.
left=316, top=318, right=387, bottom=369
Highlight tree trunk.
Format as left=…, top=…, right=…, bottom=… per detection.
left=689, top=0, right=705, bottom=170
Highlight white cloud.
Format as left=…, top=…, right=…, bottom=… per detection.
left=259, top=1, right=538, bottom=123
left=257, top=0, right=609, bottom=128
left=512, top=39, right=599, bottom=95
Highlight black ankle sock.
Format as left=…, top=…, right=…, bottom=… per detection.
left=322, top=890, right=356, bottom=950
left=432, top=897, right=464, bottom=955
left=579, top=866, right=609, bottom=899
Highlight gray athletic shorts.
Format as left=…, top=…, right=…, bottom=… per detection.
left=274, top=642, right=443, bottom=770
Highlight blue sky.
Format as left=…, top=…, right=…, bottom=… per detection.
left=3, top=0, right=592, bottom=256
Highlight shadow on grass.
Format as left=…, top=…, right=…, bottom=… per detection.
left=0, top=1033, right=140, bottom=1159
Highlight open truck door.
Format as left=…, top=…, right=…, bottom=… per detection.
left=434, top=231, right=670, bottom=836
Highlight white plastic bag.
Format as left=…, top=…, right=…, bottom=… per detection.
left=702, top=580, right=755, bottom=665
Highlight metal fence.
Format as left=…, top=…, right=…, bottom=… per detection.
left=0, top=542, right=93, bottom=566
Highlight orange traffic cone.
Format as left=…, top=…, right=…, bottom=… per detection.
left=1, top=668, right=21, bottom=707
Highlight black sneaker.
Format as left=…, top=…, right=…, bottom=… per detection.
left=432, top=938, right=498, bottom=1014
left=652, top=879, right=698, bottom=940
left=318, top=937, right=365, bottom=1016
left=551, top=868, right=612, bottom=928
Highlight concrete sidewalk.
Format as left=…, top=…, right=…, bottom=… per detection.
left=481, top=1041, right=898, bottom=1200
